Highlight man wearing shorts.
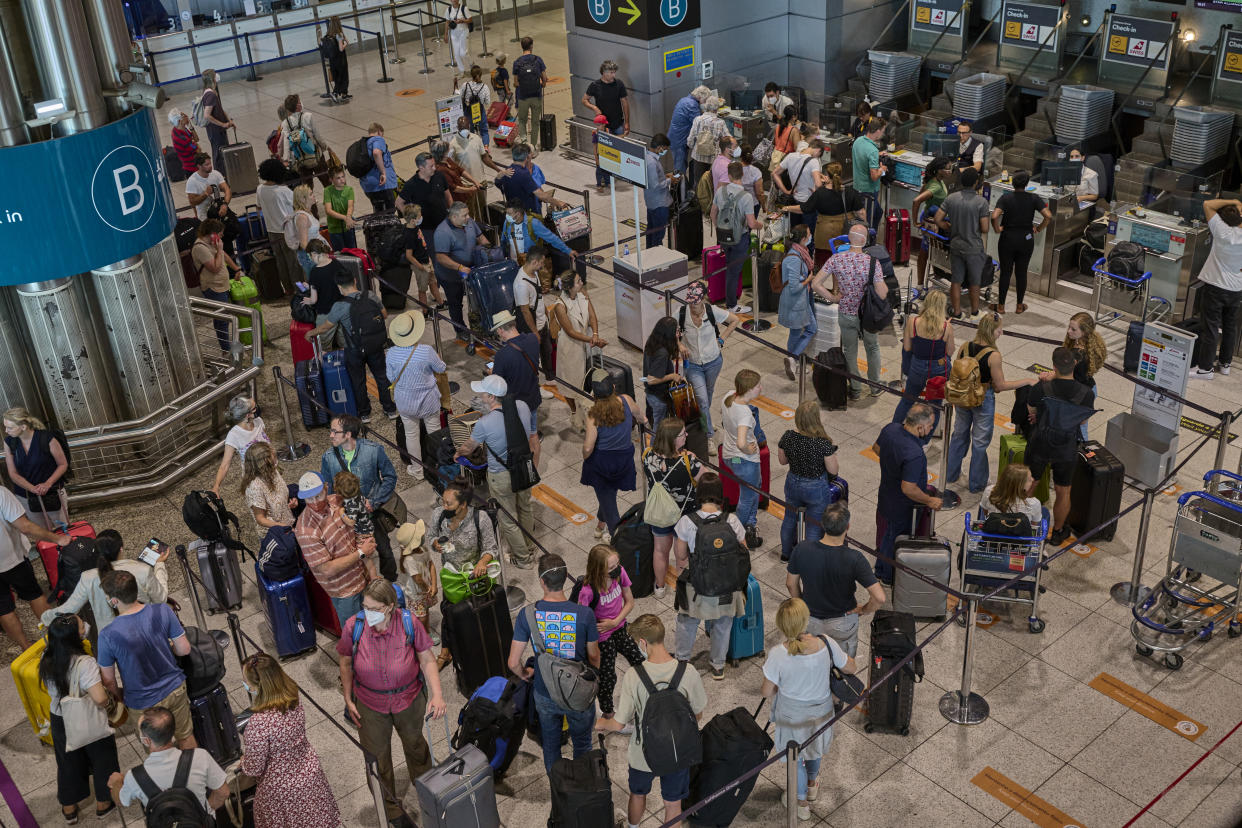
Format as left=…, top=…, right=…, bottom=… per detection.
left=0, top=486, right=65, bottom=650
left=1024, top=347, right=1096, bottom=546
left=936, top=166, right=991, bottom=319
left=98, top=570, right=197, bottom=749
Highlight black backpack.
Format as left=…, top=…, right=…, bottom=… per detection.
left=345, top=135, right=375, bottom=179
left=567, top=576, right=602, bottom=612
left=258, top=525, right=302, bottom=582
left=179, top=626, right=226, bottom=699
left=373, top=223, right=406, bottom=266
left=485, top=397, right=540, bottom=492
left=290, top=285, right=317, bottom=324
left=132, top=750, right=212, bottom=828
left=1106, top=240, right=1145, bottom=280
left=688, top=512, right=750, bottom=599
left=634, top=661, right=702, bottom=775
left=55, top=537, right=98, bottom=603
left=347, top=292, right=387, bottom=355
left=182, top=491, right=240, bottom=546
left=514, top=55, right=543, bottom=98
left=1031, top=382, right=1095, bottom=462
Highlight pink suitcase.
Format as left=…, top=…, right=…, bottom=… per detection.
left=703, top=245, right=727, bottom=304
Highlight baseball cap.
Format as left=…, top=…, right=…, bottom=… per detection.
left=593, top=114, right=609, bottom=125
left=297, top=472, right=325, bottom=498
left=470, top=375, right=508, bottom=397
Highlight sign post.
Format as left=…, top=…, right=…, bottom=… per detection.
left=596, top=131, right=649, bottom=267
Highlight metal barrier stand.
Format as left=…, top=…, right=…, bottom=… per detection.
left=938, top=597, right=989, bottom=725
left=271, top=366, right=311, bottom=461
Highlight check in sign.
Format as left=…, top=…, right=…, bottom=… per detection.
left=664, top=45, right=694, bottom=73
left=596, top=132, right=648, bottom=186
left=0, top=109, right=176, bottom=285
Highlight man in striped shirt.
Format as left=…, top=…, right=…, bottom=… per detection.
left=294, top=472, right=373, bottom=628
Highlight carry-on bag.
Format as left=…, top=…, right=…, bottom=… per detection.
left=189, top=538, right=244, bottom=613
left=452, top=675, right=529, bottom=781
left=228, top=275, right=264, bottom=346
left=703, top=245, right=728, bottom=304
left=548, top=734, right=613, bottom=828
left=190, top=684, right=242, bottom=766
left=302, top=561, right=343, bottom=638
left=321, top=349, right=358, bottom=416
left=487, top=101, right=510, bottom=128
left=295, top=355, right=331, bottom=429
left=892, top=507, right=952, bottom=620
left=539, top=113, right=557, bottom=152
left=613, top=502, right=655, bottom=598
left=255, top=563, right=317, bottom=659
left=997, top=432, right=1051, bottom=503
left=812, top=348, right=849, bottom=410
left=864, top=610, right=922, bottom=736
left=685, top=700, right=773, bottom=827
left=221, top=128, right=259, bottom=194
left=37, top=521, right=96, bottom=594
left=417, top=716, right=501, bottom=828
left=585, top=351, right=635, bottom=400
left=721, top=574, right=764, bottom=666
left=12, top=635, right=93, bottom=746
left=447, top=582, right=514, bottom=697
left=1067, top=440, right=1124, bottom=541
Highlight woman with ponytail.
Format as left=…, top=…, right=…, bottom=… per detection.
left=912, top=157, right=953, bottom=286
left=41, top=530, right=170, bottom=632
left=781, top=162, right=865, bottom=268
left=720, top=369, right=765, bottom=549
left=761, top=598, right=856, bottom=821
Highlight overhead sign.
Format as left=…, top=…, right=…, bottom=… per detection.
left=663, top=45, right=694, bottom=73
left=1218, top=29, right=1242, bottom=81
left=1103, top=14, right=1175, bottom=70
left=596, top=132, right=647, bottom=186
left=1001, top=1, right=1060, bottom=50
left=573, top=0, right=700, bottom=40
left=912, top=0, right=966, bottom=34
left=0, top=109, right=176, bottom=285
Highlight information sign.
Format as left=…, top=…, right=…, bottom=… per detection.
left=1134, top=322, right=1196, bottom=433
left=596, top=132, right=648, bottom=187
left=912, top=0, right=966, bottom=34
left=1000, top=1, right=1060, bottom=50
left=1103, top=14, right=1175, bottom=71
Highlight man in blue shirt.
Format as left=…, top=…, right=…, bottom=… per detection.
left=644, top=133, right=674, bottom=248
left=432, top=202, right=491, bottom=341
left=304, top=268, right=396, bottom=422
left=496, top=143, right=568, bottom=214
left=359, top=123, right=398, bottom=213
left=851, top=117, right=888, bottom=230
left=97, top=570, right=196, bottom=749
left=490, top=309, right=543, bottom=417
left=871, top=404, right=942, bottom=582
left=667, top=85, right=709, bottom=174
left=500, top=197, right=575, bottom=263
left=320, top=413, right=400, bottom=581
left=507, top=552, right=600, bottom=771
left=456, top=374, right=539, bottom=567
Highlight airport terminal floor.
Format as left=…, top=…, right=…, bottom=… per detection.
left=5, top=9, right=1242, bottom=828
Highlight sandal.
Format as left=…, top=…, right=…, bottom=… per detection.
left=1016, top=303, right=1027, bottom=314
left=436, top=650, right=453, bottom=671
left=95, top=802, right=116, bottom=820
left=62, top=805, right=79, bottom=825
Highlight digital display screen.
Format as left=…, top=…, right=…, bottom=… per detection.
left=1128, top=221, right=1172, bottom=254
left=1196, top=0, right=1242, bottom=10
left=894, top=161, right=924, bottom=187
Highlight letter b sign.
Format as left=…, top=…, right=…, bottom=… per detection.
left=92, top=146, right=156, bottom=232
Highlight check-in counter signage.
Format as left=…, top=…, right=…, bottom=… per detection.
left=1001, top=1, right=1060, bottom=50
left=1103, top=14, right=1176, bottom=71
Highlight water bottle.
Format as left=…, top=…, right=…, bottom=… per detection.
left=623, top=243, right=631, bottom=258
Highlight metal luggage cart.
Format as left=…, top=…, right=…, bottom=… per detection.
left=922, top=228, right=996, bottom=309
left=1091, top=256, right=1170, bottom=333
left=958, top=512, right=1048, bottom=634
left=1131, top=476, right=1242, bottom=671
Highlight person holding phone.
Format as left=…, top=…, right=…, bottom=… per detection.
left=42, top=531, right=171, bottom=633
left=191, top=219, right=244, bottom=354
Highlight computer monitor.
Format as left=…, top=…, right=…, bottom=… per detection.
left=923, top=134, right=960, bottom=158
left=1042, top=161, right=1083, bottom=188
left=731, top=90, right=762, bottom=111
left=820, top=110, right=852, bottom=135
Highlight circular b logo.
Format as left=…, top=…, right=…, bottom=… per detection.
left=91, top=145, right=157, bottom=233
left=587, top=0, right=611, bottom=25
left=1176, top=720, right=1199, bottom=736
left=660, top=0, right=688, bottom=26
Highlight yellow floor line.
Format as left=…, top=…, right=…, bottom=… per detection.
left=531, top=484, right=593, bottom=526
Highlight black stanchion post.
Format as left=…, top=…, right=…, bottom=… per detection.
left=175, top=544, right=209, bottom=631
left=388, top=6, right=406, bottom=64
left=477, top=3, right=493, bottom=57
left=938, top=598, right=989, bottom=725
left=377, top=30, right=394, bottom=83
left=1111, top=487, right=1156, bottom=606
left=244, top=33, right=261, bottom=82
left=227, top=612, right=248, bottom=669
left=797, top=353, right=808, bottom=405
left=743, top=247, right=771, bottom=332
left=1212, top=411, right=1232, bottom=494
left=510, top=0, right=521, bottom=42
left=938, top=405, right=960, bottom=509
left=415, top=10, right=434, bottom=73
left=319, top=53, right=333, bottom=100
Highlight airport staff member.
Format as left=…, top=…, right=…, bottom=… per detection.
left=954, top=122, right=984, bottom=173
left=1068, top=148, right=1099, bottom=204
left=851, top=118, right=887, bottom=230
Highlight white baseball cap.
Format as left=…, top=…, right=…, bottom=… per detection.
left=297, top=471, right=325, bottom=498
left=470, top=375, right=508, bottom=397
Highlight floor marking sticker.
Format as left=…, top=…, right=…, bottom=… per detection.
left=753, top=395, right=795, bottom=418
left=1088, top=672, right=1206, bottom=742
left=531, top=485, right=593, bottom=525
left=395, top=88, right=426, bottom=97
left=972, top=767, right=1085, bottom=828
left=767, top=501, right=785, bottom=519
left=860, top=447, right=880, bottom=463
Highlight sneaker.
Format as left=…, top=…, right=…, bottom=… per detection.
left=869, top=386, right=884, bottom=397
left=384, top=409, right=399, bottom=420
left=653, top=586, right=667, bottom=599
left=360, top=414, right=373, bottom=424
left=730, top=304, right=751, bottom=314
left=617, top=722, right=634, bottom=736
left=540, top=388, right=554, bottom=399
left=806, top=781, right=820, bottom=802
left=784, top=357, right=797, bottom=380
left=745, top=525, right=763, bottom=550
left=1191, top=368, right=1215, bottom=381
left=848, top=389, right=862, bottom=401
left=406, top=464, right=423, bottom=480
left=780, top=794, right=812, bottom=821
left=710, top=666, right=725, bottom=681
left=1217, top=362, right=1232, bottom=376
left=1048, top=525, right=1073, bottom=545
left=510, top=555, right=535, bottom=570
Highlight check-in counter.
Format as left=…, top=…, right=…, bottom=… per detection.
left=1103, top=200, right=1213, bottom=319
left=882, top=149, right=936, bottom=238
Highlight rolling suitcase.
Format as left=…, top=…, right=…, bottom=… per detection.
left=302, top=562, right=343, bottom=637
left=1123, top=320, right=1144, bottom=374
left=447, top=582, right=513, bottom=697
left=465, top=260, right=518, bottom=338
left=295, top=356, right=331, bottom=429
left=539, top=113, right=557, bottom=152
left=493, top=120, right=517, bottom=148
left=250, top=249, right=284, bottom=300
left=810, top=300, right=841, bottom=354
left=703, top=245, right=728, bottom=304
left=322, top=350, right=358, bottom=416
left=548, top=735, right=613, bottom=828
left=336, top=252, right=370, bottom=293
left=189, top=538, right=244, bottom=613
left=12, top=636, right=92, bottom=746
left=164, top=146, right=187, bottom=182
left=586, top=351, right=635, bottom=400
left=290, top=320, right=316, bottom=364
left=378, top=263, right=411, bottom=311
left=997, top=432, right=1050, bottom=504
left=612, top=503, right=655, bottom=598
left=191, top=684, right=242, bottom=765
left=812, top=348, right=848, bottom=410
left=37, top=521, right=96, bottom=593
left=362, top=214, right=406, bottom=265
left=865, top=610, right=922, bottom=736
left=1067, top=440, right=1124, bottom=542
left=416, top=733, right=500, bottom=828
left=892, top=510, right=952, bottom=620
left=221, top=132, right=259, bottom=194
left=684, top=418, right=710, bottom=463
left=756, top=244, right=784, bottom=313
left=486, top=101, right=509, bottom=128
left=673, top=203, right=704, bottom=262
left=885, top=208, right=911, bottom=265
left=715, top=574, right=764, bottom=666
left=229, top=275, right=264, bottom=346
left=237, top=203, right=268, bottom=252
left=255, top=564, right=317, bottom=659
left=686, top=701, right=773, bottom=827
left=718, top=444, right=770, bottom=513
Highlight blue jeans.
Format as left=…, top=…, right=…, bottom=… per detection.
left=875, top=509, right=913, bottom=582
left=785, top=309, right=819, bottom=358
left=592, top=483, right=621, bottom=532
left=780, top=474, right=829, bottom=559
left=946, top=388, right=995, bottom=492
left=673, top=144, right=688, bottom=174
left=595, top=126, right=625, bottom=186
left=533, top=688, right=595, bottom=772
left=685, top=353, right=724, bottom=436
left=648, top=395, right=670, bottom=433
left=674, top=613, right=732, bottom=670
left=839, top=313, right=879, bottom=395
left=330, top=592, right=363, bottom=630
left=202, top=288, right=231, bottom=353
left=646, top=205, right=670, bottom=248
left=725, top=233, right=751, bottom=308
left=329, top=229, right=357, bottom=251
left=860, top=191, right=882, bottom=230
left=893, top=355, right=947, bottom=437
left=296, top=248, right=314, bottom=279
left=729, top=457, right=762, bottom=528
left=798, top=757, right=823, bottom=800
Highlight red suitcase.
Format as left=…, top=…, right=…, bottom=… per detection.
left=494, top=120, right=518, bottom=148
left=303, top=564, right=342, bottom=638
left=290, top=320, right=316, bottom=365
left=717, top=445, right=771, bottom=513
left=885, top=208, right=911, bottom=265
left=487, top=101, right=510, bottom=128
left=38, top=522, right=97, bottom=593
left=703, top=245, right=728, bottom=304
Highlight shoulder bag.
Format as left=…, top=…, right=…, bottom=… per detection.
left=60, top=659, right=114, bottom=752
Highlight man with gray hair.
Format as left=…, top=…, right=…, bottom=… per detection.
left=432, top=202, right=491, bottom=340
left=108, top=706, right=229, bottom=818
left=668, top=85, right=711, bottom=173
left=814, top=222, right=887, bottom=397
left=871, top=403, right=942, bottom=583
left=496, top=143, right=568, bottom=213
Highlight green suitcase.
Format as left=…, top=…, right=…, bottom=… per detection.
left=998, top=432, right=1051, bottom=504
left=229, top=275, right=265, bottom=346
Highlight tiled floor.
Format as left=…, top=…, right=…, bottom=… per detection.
left=4, top=8, right=1242, bottom=828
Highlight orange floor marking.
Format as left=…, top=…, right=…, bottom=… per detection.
left=753, top=395, right=795, bottom=419
left=995, top=414, right=1016, bottom=432
left=531, top=485, right=592, bottom=525
left=542, top=383, right=568, bottom=404
left=971, top=767, right=1085, bottom=828
left=1088, top=672, right=1206, bottom=742
left=860, top=447, right=880, bottom=462
left=767, top=501, right=785, bottom=519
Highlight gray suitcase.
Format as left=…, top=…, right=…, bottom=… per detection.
left=221, top=140, right=258, bottom=195
left=892, top=536, right=952, bottom=619
left=189, top=539, right=243, bottom=613
left=336, top=253, right=370, bottom=293
left=416, top=717, right=500, bottom=828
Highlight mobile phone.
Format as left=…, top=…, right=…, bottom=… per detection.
left=140, top=538, right=167, bottom=566
left=486, top=361, right=494, bottom=371
left=295, top=281, right=309, bottom=292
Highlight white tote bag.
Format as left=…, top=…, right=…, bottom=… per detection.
left=61, top=658, right=114, bottom=752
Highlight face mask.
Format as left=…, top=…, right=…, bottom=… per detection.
left=732, top=147, right=742, bottom=158
left=414, top=218, right=423, bottom=226
left=364, top=609, right=386, bottom=628
left=767, top=95, right=777, bottom=104
left=241, top=680, right=254, bottom=696
left=658, top=150, right=667, bottom=158
left=608, top=565, right=622, bottom=580
left=637, top=644, right=649, bottom=660
left=81, top=621, right=91, bottom=639
left=459, top=129, right=470, bottom=139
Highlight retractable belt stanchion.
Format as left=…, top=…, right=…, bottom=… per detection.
left=477, top=3, right=493, bottom=57
left=488, top=498, right=527, bottom=609
left=797, top=352, right=808, bottom=405
left=416, top=10, right=434, bottom=73
left=444, top=15, right=457, bottom=68
left=938, top=404, right=960, bottom=509
left=319, top=53, right=334, bottom=100
left=743, top=246, right=771, bottom=332
left=939, top=597, right=989, bottom=725
left=1212, top=411, right=1233, bottom=494
left=375, top=19, right=394, bottom=83
left=174, top=544, right=230, bottom=650
left=1111, top=487, right=1156, bottom=606
left=785, top=741, right=800, bottom=827
left=510, top=0, right=522, bottom=42
left=388, top=6, right=406, bottom=64
left=271, top=366, right=311, bottom=460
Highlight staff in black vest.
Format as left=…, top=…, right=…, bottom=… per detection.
left=954, top=122, right=984, bottom=173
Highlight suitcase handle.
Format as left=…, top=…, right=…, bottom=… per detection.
left=424, top=710, right=453, bottom=764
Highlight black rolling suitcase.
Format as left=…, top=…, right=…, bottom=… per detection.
left=684, top=418, right=710, bottom=463
left=164, top=146, right=187, bottom=182
left=865, top=610, right=922, bottom=736
left=191, top=684, right=242, bottom=765
left=295, top=357, right=331, bottom=428
left=548, top=735, right=613, bottom=828
left=756, top=246, right=783, bottom=313
left=812, top=348, right=849, bottom=410
left=378, top=263, right=411, bottom=311
left=447, top=582, right=513, bottom=697
left=686, top=700, right=774, bottom=828
left=1067, top=440, right=1124, bottom=541
left=1123, top=320, right=1144, bottom=374
left=612, top=503, right=655, bottom=597
left=539, top=113, right=557, bottom=152
left=585, top=351, right=634, bottom=399
left=189, top=539, right=243, bottom=612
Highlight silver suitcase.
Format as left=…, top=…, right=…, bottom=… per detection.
left=416, top=718, right=500, bottom=828
left=892, top=534, right=952, bottom=620
left=189, top=539, right=243, bottom=613
left=221, top=140, right=258, bottom=195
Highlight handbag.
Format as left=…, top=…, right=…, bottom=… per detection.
left=923, top=375, right=947, bottom=400
left=29, top=488, right=62, bottom=513
left=858, top=255, right=894, bottom=333
left=374, top=493, right=408, bottom=535
left=60, top=659, right=114, bottom=752
left=816, top=635, right=864, bottom=705
left=439, top=561, right=499, bottom=604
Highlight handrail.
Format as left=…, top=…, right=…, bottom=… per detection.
left=143, top=15, right=378, bottom=60
left=922, top=0, right=969, bottom=64
left=1050, top=18, right=1106, bottom=87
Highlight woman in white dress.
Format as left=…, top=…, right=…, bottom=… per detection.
left=212, top=394, right=270, bottom=495
left=444, top=0, right=472, bottom=79
left=550, top=269, right=606, bottom=432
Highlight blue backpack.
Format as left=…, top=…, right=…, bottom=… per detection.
left=258, top=525, right=302, bottom=582
left=452, top=675, right=530, bottom=780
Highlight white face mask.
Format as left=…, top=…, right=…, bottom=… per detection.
left=414, top=218, right=423, bottom=226
left=732, top=146, right=742, bottom=158
left=364, top=609, right=386, bottom=628
left=637, top=643, right=649, bottom=660
left=459, top=129, right=471, bottom=139
left=767, top=95, right=778, bottom=103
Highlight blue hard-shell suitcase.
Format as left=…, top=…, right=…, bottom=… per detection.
left=465, top=260, right=518, bottom=337
left=295, top=358, right=331, bottom=428
left=322, top=349, right=357, bottom=416
left=827, top=476, right=849, bottom=505
left=190, top=684, right=242, bottom=766
left=724, top=574, right=764, bottom=667
left=255, top=563, right=317, bottom=659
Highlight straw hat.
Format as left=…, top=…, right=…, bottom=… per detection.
left=389, top=311, right=426, bottom=347
left=396, top=519, right=427, bottom=555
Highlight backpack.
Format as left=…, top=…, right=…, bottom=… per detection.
left=1031, top=381, right=1094, bottom=462
left=945, top=344, right=994, bottom=408
left=693, top=126, right=718, bottom=161
left=695, top=170, right=714, bottom=214
left=567, top=576, right=601, bottom=612
left=979, top=512, right=1034, bottom=537
left=265, top=128, right=281, bottom=157
left=688, top=512, right=750, bottom=599
left=857, top=255, right=894, bottom=333
left=1106, top=240, right=1145, bottom=280
left=514, top=55, right=543, bottom=98
left=347, top=292, right=387, bottom=355
left=290, top=287, right=317, bottom=324
left=132, top=750, right=212, bottom=828
left=55, top=537, right=98, bottom=603
left=258, top=525, right=302, bottom=582
left=633, top=661, right=702, bottom=775
left=285, top=113, right=319, bottom=170
left=372, top=222, right=406, bottom=266
left=452, top=675, right=530, bottom=780
left=182, top=491, right=241, bottom=546
left=643, top=450, right=690, bottom=528
left=191, top=93, right=209, bottom=128
left=525, top=605, right=599, bottom=712
left=715, top=185, right=746, bottom=247
left=345, top=135, right=375, bottom=178
left=350, top=605, right=417, bottom=662
left=179, top=626, right=226, bottom=699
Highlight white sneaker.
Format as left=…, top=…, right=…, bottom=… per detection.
left=407, top=464, right=424, bottom=480
left=1191, top=368, right=1215, bottom=381
left=653, top=586, right=667, bottom=599
left=730, top=304, right=751, bottom=314
left=1217, top=362, right=1232, bottom=376
left=540, top=387, right=554, bottom=399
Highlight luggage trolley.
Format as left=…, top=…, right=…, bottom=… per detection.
left=921, top=227, right=996, bottom=309
left=1091, top=256, right=1170, bottom=333
left=1132, top=476, right=1242, bottom=670
left=958, top=512, right=1049, bottom=634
